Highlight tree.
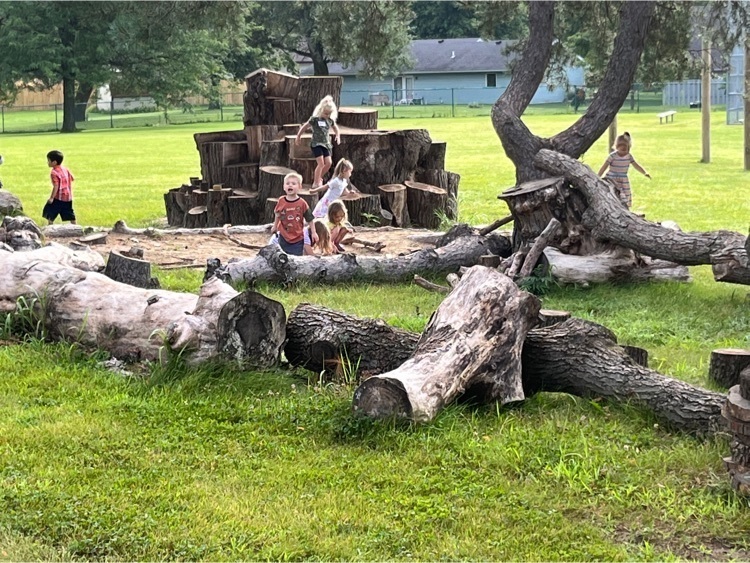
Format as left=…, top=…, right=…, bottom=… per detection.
left=253, top=1, right=414, bottom=78
left=0, top=1, right=251, bottom=132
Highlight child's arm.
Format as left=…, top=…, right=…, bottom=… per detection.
left=597, top=160, right=609, bottom=177
left=48, top=175, right=59, bottom=203
left=332, top=123, right=341, bottom=145
left=310, top=181, right=329, bottom=195
left=304, top=209, right=318, bottom=243
left=631, top=160, right=651, bottom=178
left=295, top=121, right=311, bottom=144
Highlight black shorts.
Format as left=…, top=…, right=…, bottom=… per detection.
left=278, top=235, right=304, bottom=256
left=42, top=199, right=76, bottom=222
left=311, top=145, right=331, bottom=158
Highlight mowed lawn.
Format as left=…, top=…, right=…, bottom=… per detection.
left=1, top=110, right=750, bottom=561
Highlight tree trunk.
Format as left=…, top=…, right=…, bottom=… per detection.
left=194, top=130, right=248, bottom=187
left=296, top=76, right=343, bottom=125
left=378, top=184, right=410, bottom=227
left=337, top=107, right=378, bottom=130
left=288, top=135, right=314, bottom=159
left=164, top=188, right=188, bottom=227
left=184, top=206, right=208, bottom=229
left=285, top=303, right=420, bottom=380
left=352, top=267, right=541, bottom=422
left=60, top=74, right=77, bottom=133
left=264, top=198, right=279, bottom=225
left=213, top=228, right=511, bottom=285
left=534, top=149, right=750, bottom=285
left=245, top=125, right=282, bottom=163
left=221, top=163, right=259, bottom=192
left=0, top=249, right=286, bottom=366
left=709, top=349, right=750, bottom=388
left=404, top=181, right=448, bottom=229
left=289, top=157, right=318, bottom=186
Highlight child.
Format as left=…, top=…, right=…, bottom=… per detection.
left=43, top=149, right=76, bottom=224
left=327, top=200, right=354, bottom=254
left=304, top=220, right=335, bottom=256
left=597, top=132, right=651, bottom=208
left=310, top=158, right=354, bottom=219
left=271, top=172, right=317, bottom=256
left=294, top=95, right=341, bottom=188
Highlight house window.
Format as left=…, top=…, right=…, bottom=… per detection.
left=486, top=73, right=497, bottom=88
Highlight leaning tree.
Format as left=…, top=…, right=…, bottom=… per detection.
left=494, top=1, right=749, bottom=286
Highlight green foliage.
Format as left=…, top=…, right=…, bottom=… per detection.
left=0, top=294, right=50, bottom=341
left=517, top=264, right=558, bottom=296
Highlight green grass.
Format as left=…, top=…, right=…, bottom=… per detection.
left=1, top=110, right=750, bottom=560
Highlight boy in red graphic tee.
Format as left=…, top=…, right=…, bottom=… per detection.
left=271, top=172, right=317, bottom=256
left=43, top=149, right=77, bottom=225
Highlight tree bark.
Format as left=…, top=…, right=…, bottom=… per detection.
left=213, top=229, right=511, bottom=285
left=104, top=250, right=158, bottom=289
left=340, top=192, right=384, bottom=227
left=243, top=68, right=299, bottom=126
left=352, top=267, right=541, bottom=422
left=0, top=249, right=286, bottom=366
left=261, top=139, right=288, bottom=167
left=337, top=107, right=378, bottom=130
left=414, top=169, right=460, bottom=220
left=534, top=149, right=750, bottom=285
left=227, top=195, right=259, bottom=226
left=206, top=188, right=232, bottom=228
left=709, top=349, right=750, bottom=388
left=404, top=181, right=448, bottom=229
left=111, top=220, right=271, bottom=237
left=378, top=184, right=410, bottom=227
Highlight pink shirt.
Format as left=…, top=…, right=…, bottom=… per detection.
left=50, top=165, right=74, bottom=202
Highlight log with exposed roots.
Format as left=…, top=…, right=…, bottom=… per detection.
left=211, top=226, right=511, bottom=285
left=352, top=267, right=541, bottom=421
left=0, top=247, right=286, bottom=366
left=533, top=149, right=750, bottom=285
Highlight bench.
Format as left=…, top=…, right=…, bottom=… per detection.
left=658, top=110, right=677, bottom=124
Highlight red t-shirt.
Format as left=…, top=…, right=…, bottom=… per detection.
left=50, top=165, right=74, bottom=202
left=274, top=196, right=312, bottom=243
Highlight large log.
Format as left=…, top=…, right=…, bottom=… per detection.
left=0, top=249, right=286, bottom=366
left=228, top=195, right=259, bottom=226
left=194, top=131, right=246, bottom=187
left=285, top=303, right=420, bottom=380
left=296, top=76, right=343, bottom=124
left=337, top=107, right=378, bottom=130
left=184, top=206, right=208, bottom=229
left=415, top=169, right=460, bottom=220
left=164, top=188, right=188, bottom=227
left=534, top=150, right=750, bottom=285
left=258, top=165, right=295, bottom=204
left=243, top=68, right=299, bottom=126
left=404, top=181, right=448, bottom=229
left=111, top=220, right=272, bottom=237
left=213, top=227, right=512, bottom=285
left=377, top=184, right=410, bottom=227
left=352, top=267, right=541, bottom=422
left=270, top=97, right=296, bottom=126
left=287, top=135, right=314, bottom=160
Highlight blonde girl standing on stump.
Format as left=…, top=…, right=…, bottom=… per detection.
left=597, top=131, right=651, bottom=209
left=295, top=95, right=341, bottom=189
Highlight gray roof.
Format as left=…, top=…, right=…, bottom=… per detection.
left=320, top=38, right=518, bottom=76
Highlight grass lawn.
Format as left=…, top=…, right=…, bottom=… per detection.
left=1, top=110, right=750, bottom=560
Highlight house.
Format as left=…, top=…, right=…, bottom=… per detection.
left=299, top=38, right=585, bottom=107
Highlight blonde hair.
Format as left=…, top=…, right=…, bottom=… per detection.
left=614, top=131, right=632, bottom=151
left=312, top=95, right=338, bottom=122
left=311, top=219, right=335, bottom=255
left=284, top=171, right=303, bottom=185
left=333, top=158, right=353, bottom=178
left=327, top=200, right=348, bottom=226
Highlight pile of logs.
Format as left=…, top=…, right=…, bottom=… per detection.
left=164, top=68, right=460, bottom=230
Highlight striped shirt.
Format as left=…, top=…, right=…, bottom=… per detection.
left=50, top=165, right=74, bottom=202
left=604, top=151, right=634, bottom=178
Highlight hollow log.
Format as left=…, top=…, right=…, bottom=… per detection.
left=243, top=68, right=299, bottom=126
left=377, top=184, right=410, bottom=227
left=213, top=228, right=512, bottom=285
left=260, top=139, right=288, bottom=167
left=414, top=169, right=460, bottom=220
left=289, top=157, right=318, bottom=185
left=245, top=125, right=282, bottom=163
left=419, top=141, right=446, bottom=170
left=228, top=195, right=259, bottom=226
left=258, top=165, right=295, bottom=204
left=206, top=188, right=232, bottom=228
left=534, top=149, right=750, bottom=286
left=337, top=107, right=378, bottom=130
left=404, top=181, right=448, bottom=229
left=285, top=303, right=420, bottom=380
left=709, top=349, right=750, bottom=388
left=184, top=206, right=208, bottom=229
left=296, top=76, right=342, bottom=125
left=0, top=250, right=286, bottom=366
left=104, top=250, right=159, bottom=289
left=351, top=267, right=541, bottom=422
left=340, top=192, right=384, bottom=227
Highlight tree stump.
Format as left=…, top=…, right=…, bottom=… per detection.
left=269, top=97, right=296, bottom=126
left=297, top=189, right=319, bottom=212
left=352, top=267, right=541, bottom=422
left=164, top=188, right=188, bottom=227
left=78, top=232, right=108, bottom=246
left=287, top=135, right=314, bottom=159
left=377, top=184, right=410, bottom=227
left=222, top=141, right=249, bottom=167
left=188, top=190, right=208, bottom=209
left=289, top=157, right=318, bottom=185
left=623, top=345, right=649, bottom=367
left=222, top=163, right=259, bottom=191
left=404, top=181, right=448, bottom=229
left=710, top=349, right=750, bottom=388
left=206, top=188, right=232, bottom=228
left=228, top=195, right=258, bottom=226
left=341, top=192, right=385, bottom=227
left=415, top=169, right=460, bottom=220
left=260, top=139, right=288, bottom=167
left=285, top=303, right=420, bottom=380
left=245, top=125, right=282, bottom=163
left=296, top=76, right=343, bottom=125
left=478, top=254, right=501, bottom=268
left=264, top=198, right=279, bottom=225
left=194, top=130, right=247, bottom=187
left=537, top=309, right=571, bottom=327
left=419, top=141, right=446, bottom=170
left=184, top=206, right=208, bottom=229
left=104, top=250, right=159, bottom=289
left=244, top=68, right=299, bottom=126
left=337, top=107, right=378, bottom=130
left=258, top=165, right=295, bottom=204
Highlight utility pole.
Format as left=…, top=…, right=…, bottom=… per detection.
left=701, top=35, right=712, bottom=163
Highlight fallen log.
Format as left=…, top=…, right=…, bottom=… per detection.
left=212, top=226, right=511, bottom=285
left=0, top=241, right=105, bottom=272
left=111, top=220, right=272, bottom=237
left=534, top=149, right=750, bottom=286
left=413, top=274, right=450, bottom=293
left=0, top=248, right=286, bottom=366
left=352, top=267, right=541, bottom=422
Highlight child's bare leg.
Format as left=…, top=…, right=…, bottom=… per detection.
left=313, top=155, right=326, bottom=187
left=320, top=156, right=332, bottom=182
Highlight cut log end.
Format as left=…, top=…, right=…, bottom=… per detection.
left=352, top=376, right=413, bottom=419
left=709, top=348, right=750, bottom=388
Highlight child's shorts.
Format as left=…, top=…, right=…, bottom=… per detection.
left=42, top=199, right=76, bottom=222
left=311, top=145, right=331, bottom=158
left=278, top=235, right=304, bottom=256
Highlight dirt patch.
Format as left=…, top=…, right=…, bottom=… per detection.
left=46, top=226, right=441, bottom=270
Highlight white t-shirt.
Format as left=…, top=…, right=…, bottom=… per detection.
left=324, top=177, right=348, bottom=202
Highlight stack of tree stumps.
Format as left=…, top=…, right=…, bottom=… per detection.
left=164, top=68, right=459, bottom=230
